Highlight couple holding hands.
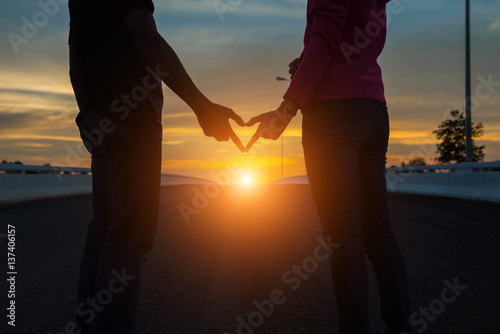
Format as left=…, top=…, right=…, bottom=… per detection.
left=192, top=91, right=299, bottom=155
left=69, top=0, right=411, bottom=333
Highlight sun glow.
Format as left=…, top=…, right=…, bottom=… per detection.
left=241, top=173, right=254, bottom=186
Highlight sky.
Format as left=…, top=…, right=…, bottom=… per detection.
left=1, top=0, right=500, bottom=183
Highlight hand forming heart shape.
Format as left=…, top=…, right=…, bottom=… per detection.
left=196, top=101, right=296, bottom=154
left=244, top=102, right=296, bottom=153
left=195, top=102, right=246, bottom=153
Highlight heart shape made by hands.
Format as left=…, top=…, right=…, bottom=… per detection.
left=228, top=119, right=260, bottom=154
left=226, top=105, right=292, bottom=153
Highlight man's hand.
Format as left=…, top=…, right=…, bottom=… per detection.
left=245, top=101, right=298, bottom=152
left=289, top=58, right=300, bottom=79
left=195, top=102, right=246, bottom=153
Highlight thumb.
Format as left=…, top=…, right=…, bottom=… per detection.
left=228, top=110, right=246, bottom=127
left=246, top=114, right=265, bottom=127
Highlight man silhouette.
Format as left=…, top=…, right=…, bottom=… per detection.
left=246, top=1, right=411, bottom=333
left=68, top=1, right=244, bottom=332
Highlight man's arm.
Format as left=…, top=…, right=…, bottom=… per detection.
left=124, top=4, right=245, bottom=150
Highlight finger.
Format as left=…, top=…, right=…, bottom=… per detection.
left=228, top=128, right=245, bottom=153
left=228, top=111, right=246, bottom=127
left=215, top=135, right=230, bottom=142
left=245, top=132, right=261, bottom=152
left=260, top=126, right=279, bottom=140
left=209, top=127, right=229, bottom=142
left=204, top=126, right=227, bottom=141
left=261, top=129, right=271, bottom=140
left=246, top=114, right=265, bottom=127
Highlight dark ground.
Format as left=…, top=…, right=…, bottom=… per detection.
left=0, top=185, right=499, bottom=333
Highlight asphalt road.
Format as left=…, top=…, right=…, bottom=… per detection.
left=0, top=185, right=499, bottom=334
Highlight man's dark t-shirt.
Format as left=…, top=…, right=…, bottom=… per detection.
left=69, top=0, right=163, bottom=139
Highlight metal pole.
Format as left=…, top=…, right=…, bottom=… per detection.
left=276, top=76, right=287, bottom=177
left=269, top=145, right=272, bottom=183
left=281, top=136, right=284, bottom=179
left=465, top=0, right=472, bottom=162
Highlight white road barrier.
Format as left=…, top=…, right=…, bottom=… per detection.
left=272, top=161, right=500, bottom=203
left=0, top=164, right=212, bottom=203
left=2, top=161, right=499, bottom=203
left=385, top=161, right=500, bottom=202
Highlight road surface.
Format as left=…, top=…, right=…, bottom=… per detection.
left=0, top=185, right=499, bottom=333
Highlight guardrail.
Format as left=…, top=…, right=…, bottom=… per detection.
left=385, top=161, right=500, bottom=202
left=386, top=161, right=500, bottom=173
left=0, top=164, right=92, bottom=203
left=2, top=161, right=500, bottom=203
left=271, top=161, right=500, bottom=203
left=0, top=164, right=91, bottom=175
left=0, top=164, right=212, bottom=204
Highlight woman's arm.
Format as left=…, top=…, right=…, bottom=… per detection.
left=284, top=0, right=350, bottom=108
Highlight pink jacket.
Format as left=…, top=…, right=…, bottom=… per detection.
left=284, top=0, right=389, bottom=107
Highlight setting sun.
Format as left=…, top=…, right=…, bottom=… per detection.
left=241, top=173, right=254, bottom=186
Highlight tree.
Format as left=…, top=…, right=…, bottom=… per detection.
left=400, top=158, right=427, bottom=173
left=1, top=160, right=23, bottom=164
left=408, top=157, right=427, bottom=166
left=401, top=158, right=426, bottom=167
left=433, top=110, right=485, bottom=164
left=1, top=160, right=23, bottom=174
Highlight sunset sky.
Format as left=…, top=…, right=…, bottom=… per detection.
left=1, top=0, right=500, bottom=183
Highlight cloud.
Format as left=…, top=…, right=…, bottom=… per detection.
left=0, top=88, right=77, bottom=137
left=0, top=0, right=499, bottom=176
left=489, top=19, right=500, bottom=31
left=0, top=112, right=32, bottom=129
left=155, top=0, right=305, bottom=19
left=163, top=140, right=185, bottom=145
left=0, top=133, right=80, bottom=142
